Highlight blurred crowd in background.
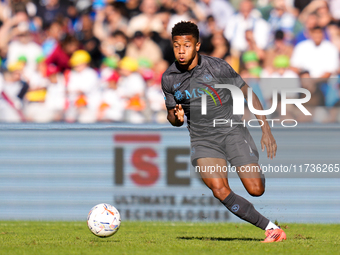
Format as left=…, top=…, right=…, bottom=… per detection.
left=0, top=0, right=339, bottom=123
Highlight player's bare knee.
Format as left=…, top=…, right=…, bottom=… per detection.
left=247, top=184, right=265, bottom=197
left=211, top=186, right=231, bottom=201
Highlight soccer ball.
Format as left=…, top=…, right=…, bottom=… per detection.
left=87, top=203, right=121, bottom=237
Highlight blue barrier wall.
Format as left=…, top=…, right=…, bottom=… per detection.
left=0, top=124, right=339, bottom=223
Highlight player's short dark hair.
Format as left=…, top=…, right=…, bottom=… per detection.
left=171, top=21, right=199, bottom=42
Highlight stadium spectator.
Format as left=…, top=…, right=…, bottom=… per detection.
left=28, top=56, right=47, bottom=86
left=125, top=0, right=142, bottom=20
left=199, top=15, right=216, bottom=54
left=66, top=2, right=81, bottom=33
left=126, top=31, right=163, bottom=66
left=294, top=13, right=319, bottom=45
left=310, top=1, right=335, bottom=46
left=77, top=14, right=102, bottom=69
left=0, top=12, right=42, bottom=75
left=97, top=71, right=125, bottom=122
left=327, top=22, right=340, bottom=52
left=294, top=0, right=312, bottom=13
left=24, top=65, right=50, bottom=123
left=291, top=26, right=340, bottom=78
left=264, top=30, right=293, bottom=72
left=199, top=14, right=220, bottom=40
left=145, top=59, right=167, bottom=123
left=264, top=55, right=297, bottom=78
left=240, top=51, right=262, bottom=79
left=35, top=0, right=70, bottom=28
left=100, top=56, right=118, bottom=88
left=24, top=57, right=49, bottom=117
left=116, top=56, right=146, bottom=123
left=4, top=0, right=37, bottom=20
left=127, top=0, right=162, bottom=37
left=208, top=31, right=230, bottom=61
left=44, top=64, right=66, bottom=122
left=100, top=30, right=128, bottom=60
left=45, top=34, right=79, bottom=72
left=149, top=11, right=175, bottom=65
left=299, top=1, right=331, bottom=29
left=93, top=2, right=128, bottom=42
left=315, top=1, right=332, bottom=29
left=65, top=50, right=100, bottom=123
left=42, top=20, right=64, bottom=56
left=267, top=0, right=297, bottom=44
left=0, top=62, right=27, bottom=122
left=197, top=0, right=235, bottom=30
left=167, top=0, right=206, bottom=34
left=244, top=29, right=265, bottom=61
left=223, top=0, right=270, bottom=53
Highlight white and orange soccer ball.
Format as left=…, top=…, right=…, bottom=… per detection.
left=87, top=203, right=121, bottom=237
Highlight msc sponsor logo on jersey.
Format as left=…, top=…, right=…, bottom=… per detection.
left=174, top=84, right=222, bottom=105
left=174, top=90, right=184, bottom=100
left=173, top=83, right=181, bottom=89
left=174, top=88, right=206, bottom=101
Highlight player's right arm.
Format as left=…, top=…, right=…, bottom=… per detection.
left=167, top=104, right=184, bottom=127
left=161, top=74, right=184, bottom=127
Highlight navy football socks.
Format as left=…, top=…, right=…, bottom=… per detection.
left=221, top=191, right=269, bottom=230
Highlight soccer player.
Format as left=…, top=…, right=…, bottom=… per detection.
left=162, top=21, right=286, bottom=243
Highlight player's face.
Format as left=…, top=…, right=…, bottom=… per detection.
left=172, top=35, right=200, bottom=67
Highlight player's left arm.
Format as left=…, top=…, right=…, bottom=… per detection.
left=241, top=83, right=277, bottom=159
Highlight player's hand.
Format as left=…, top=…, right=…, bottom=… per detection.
left=261, top=132, right=277, bottom=159
left=174, top=104, right=184, bottom=123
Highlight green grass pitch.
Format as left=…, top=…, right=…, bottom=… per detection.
left=0, top=221, right=339, bottom=255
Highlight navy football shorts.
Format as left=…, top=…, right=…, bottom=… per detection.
left=191, top=125, right=259, bottom=167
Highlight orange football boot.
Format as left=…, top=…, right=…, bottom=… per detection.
left=261, top=228, right=287, bottom=243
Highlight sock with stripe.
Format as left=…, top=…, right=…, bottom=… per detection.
left=265, top=221, right=279, bottom=230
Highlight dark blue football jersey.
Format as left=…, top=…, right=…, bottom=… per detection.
left=162, top=55, right=246, bottom=140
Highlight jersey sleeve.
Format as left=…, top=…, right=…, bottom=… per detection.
left=161, top=74, right=176, bottom=110
left=219, top=60, right=246, bottom=89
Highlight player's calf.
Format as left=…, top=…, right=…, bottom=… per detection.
left=204, top=177, right=267, bottom=228
left=221, top=191, right=269, bottom=230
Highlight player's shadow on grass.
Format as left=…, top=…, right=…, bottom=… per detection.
left=177, top=236, right=262, bottom=242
